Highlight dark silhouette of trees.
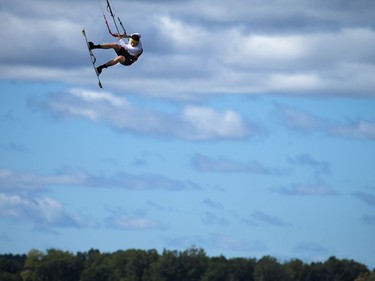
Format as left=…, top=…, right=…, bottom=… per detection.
left=20, top=249, right=83, bottom=281
left=1, top=247, right=374, bottom=281
left=0, top=253, right=25, bottom=281
left=80, top=249, right=112, bottom=281
left=254, top=256, right=292, bottom=281
left=304, top=257, right=371, bottom=281
left=284, top=259, right=309, bottom=281
left=201, top=255, right=256, bottom=281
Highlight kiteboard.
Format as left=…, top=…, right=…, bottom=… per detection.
left=82, top=28, right=103, bottom=88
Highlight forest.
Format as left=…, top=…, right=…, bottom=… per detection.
left=1, top=247, right=374, bottom=281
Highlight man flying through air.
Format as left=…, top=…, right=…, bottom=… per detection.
left=88, top=33, right=143, bottom=75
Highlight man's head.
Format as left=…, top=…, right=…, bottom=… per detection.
left=130, top=33, right=141, bottom=46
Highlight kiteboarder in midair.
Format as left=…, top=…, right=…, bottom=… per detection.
left=82, top=0, right=143, bottom=87
left=88, top=32, right=143, bottom=75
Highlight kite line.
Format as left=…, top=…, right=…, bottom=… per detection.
left=97, top=0, right=127, bottom=37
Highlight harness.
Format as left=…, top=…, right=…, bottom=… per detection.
left=129, top=49, right=143, bottom=63
left=117, top=48, right=143, bottom=66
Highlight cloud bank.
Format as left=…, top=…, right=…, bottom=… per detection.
left=36, top=88, right=253, bottom=140
left=1, top=0, right=375, bottom=99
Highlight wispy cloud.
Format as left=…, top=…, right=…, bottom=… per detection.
left=277, top=104, right=375, bottom=141
left=276, top=104, right=329, bottom=133
left=146, top=200, right=176, bottom=212
left=202, top=211, right=230, bottom=226
left=201, top=199, right=229, bottom=225
left=362, top=215, right=375, bottom=225
left=87, top=172, right=201, bottom=191
left=292, top=242, right=332, bottom=263
left=161, top=235, right=206, bottom=250
left=242, top=210, right=290, bottom=227
left=0, top=110, right=15, bottom=122
left=162, top=233, right=268, bottom=253
left=353, top=192, right=375, bottom=225
left=210, top=234, right=268, bottom=253
left=191, top=154, right=284, bottom=174
left=0, top=234, right=11, bottom=242
left=277, top=181, right=337, bottom=196
left=203, top=198, right=224, bottom=210
left=331, top=119, right=375, bottom=140
left=0, top=168, right=200, bottom=192
left=0, top=142, right=29, bottom=153
left=0, top=168, right=87, bottom=192
left=288, top=154, right=331, bottom=176
left=103, top=206, right=166, bottom=231
left=105, top=215, right=165, bottom=230
left=352, top=192, right=375, bottom=207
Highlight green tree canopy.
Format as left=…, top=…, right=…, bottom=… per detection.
left=0, top=248, right=372, bottom=281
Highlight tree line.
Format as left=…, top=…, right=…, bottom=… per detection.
left=1, top=247, right=374, bottom=281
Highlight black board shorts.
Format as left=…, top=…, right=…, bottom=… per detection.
left=116, top=47, right=134, bottom=66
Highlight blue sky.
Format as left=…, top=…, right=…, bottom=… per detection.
left=1, top=0, right=375, bottom=269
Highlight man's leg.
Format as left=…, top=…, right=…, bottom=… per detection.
left=89, top=42, right=121, bottom=52
left=97, top=56, right=126, bottom=74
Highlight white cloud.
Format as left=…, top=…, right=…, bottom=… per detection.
left=0, top=193, right=96, bottom=228
left=1, top=0, right=375, bottom=99
left=158, top=16, right=208, bottom=50
left=0, top=9, right=85, bottom=66
left=0, top=66, right=94, bottom=85
left=268, top=73, right=322, bottom=92
left=42, top=88, right=253, bottom=140
left=69, top=88, right=127, bottom=107
left=182, top=106, right=250, bottom=140
left=225, top=32, right=307, bottom=66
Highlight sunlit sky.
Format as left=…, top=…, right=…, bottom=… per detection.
left=0, top=0, right=375, bottom=268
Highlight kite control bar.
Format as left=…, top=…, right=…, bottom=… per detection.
left=98, top=0, right=127, bottom=37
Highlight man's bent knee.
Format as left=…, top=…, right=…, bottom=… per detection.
left=115, top=56, right=125, bottom=63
